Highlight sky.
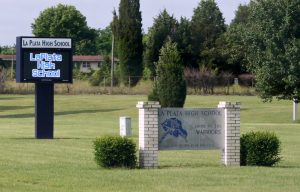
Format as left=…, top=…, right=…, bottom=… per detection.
left=0, top=0, right=250, bottom=46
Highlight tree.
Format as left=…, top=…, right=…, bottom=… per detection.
left=231, top=4, right=251, bottom=25
left=220, top=3, right=251, bottom=74
left=0, top=46, right=15, bottom=55
left=31, top=4, right=97, bottom=55
left=175, top=17, right=193, bottom=67
left=113, top=0, right=143, bottom=85
left=154, top=40, right=186, bottom=107
left=95, top=26, right=112, bottom=55
left=244, top=0, right=300, bottom=102
left=220, top=25, right=247, bottom=74
left=190, top=0, right=226, bottom=68
left=144, top=9, right=178, bottom=77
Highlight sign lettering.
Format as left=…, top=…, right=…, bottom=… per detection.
left=158, top=108, right=224, bottom=150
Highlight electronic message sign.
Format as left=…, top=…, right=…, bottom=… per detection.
left=16, top=37, right=73, bottom=83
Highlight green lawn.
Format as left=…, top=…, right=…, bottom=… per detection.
left=0, top=95, right=300, bottom=192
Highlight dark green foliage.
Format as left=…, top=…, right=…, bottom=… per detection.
left=240, top=133, right=252, bottom=166
left=148, top=82, right=159, bottom=101
left=154, top=40, right=186, bottom=107
left=175, top=17, right=193, bottom=67
left=144, top=10, right=178, bottom=77
left=231, top=4, right=251, bottom=25
left=113, top=0, right=143, bottom=86
left=93, top=136, right=137, bottom=168
left=220, top=3, right=250, bottom=74
left=96, top=26, right=112, bottom=55
left=220, top=24, right=248, bottom=74
left=31, top=4, right=97, bottom=55
left=244, top=0, right=300, bottom=101
left=190, top=0, right=226, bottom=67
left=240, top=131, right=281, bottom=166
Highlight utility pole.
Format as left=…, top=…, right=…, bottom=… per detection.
left=110, top=34, right=115, bottom=93
left=11, top=49, right=14, bottom=79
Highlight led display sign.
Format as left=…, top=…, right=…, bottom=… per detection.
left=16, top=37, right=73, bottom=83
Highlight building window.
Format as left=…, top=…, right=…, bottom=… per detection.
left=82, top=62, right=91, bottom=68
left=98, top=62, right=102, bottom=68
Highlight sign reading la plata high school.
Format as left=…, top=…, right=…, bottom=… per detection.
left=21, top=38, right=72, bottom=49
left=158, top=108, right=224, bottom=150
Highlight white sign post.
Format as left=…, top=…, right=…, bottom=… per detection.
left=119, top=117, right=131, bottom=137
left=293, top=98, right=298, bottom=121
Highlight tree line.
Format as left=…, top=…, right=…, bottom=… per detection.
left=1, top=0, right=300, bottom=102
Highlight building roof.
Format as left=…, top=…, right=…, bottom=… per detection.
left=73, top=55, right=104, bottom=62
left=0, top=54, right=15, bottom=60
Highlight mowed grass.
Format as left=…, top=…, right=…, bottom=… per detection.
left=0, top=95, right=300, bottom=192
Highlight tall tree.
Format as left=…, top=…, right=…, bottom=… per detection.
left=155, top=40, right=186, bottom=107
left=143, top=9, right=178, bottom=77
left=244, top=0, right=300, bottom=101
left=113, top=0, right=143, bottom=85
left=231, top=4, right=251, bottom=25
left=175, top=17, right=193, bottom=67
left=220, top=3, right=251, bottom=74
left=190, top=0, right=226, bottom=68
left=32, top=4, right=97, bottom=55
left=95, top=26, right=112, bottom=55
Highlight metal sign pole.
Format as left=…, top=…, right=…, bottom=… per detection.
left=35, top=83, right=54, bottom=139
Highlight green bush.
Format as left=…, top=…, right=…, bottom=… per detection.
left=89, top=59, right=111, bottom=86
left=93, top=136, right=137, bottom=168
left=0, top=67, right=6, bottom=92
left=89, top=70, right=102, bottom=86
left=142, top=67, right=153, bottom=81
left=240, top=131, right=281, bottom=166
left=148, top=82, right=159, bottom=101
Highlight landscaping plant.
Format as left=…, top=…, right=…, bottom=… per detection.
left=240, top=131, right=281, bottom=166
left=93, top=135, right=137, bottom=168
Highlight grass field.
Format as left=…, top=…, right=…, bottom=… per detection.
left=0, top=95, right=300, bottom=192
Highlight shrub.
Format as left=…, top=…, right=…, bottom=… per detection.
left=142, top=67, right=153, bottom=81
left=238, top=74, right=255, bottom=87
left=73, top=70, right=92, bottom=80
left=184, top=68, right=201, bottom=93
left=240, top=131, right=281, bottom=166
left=0, top=67, right=6, bottom=93
left=155, top=40, right=186, bottom=107
left=198, top=66, right=217, bottom=94
left=148, top=82, right=159, bottom=101
left=89, top=70, right=102, bottom=86
left=93, top=136, right=137, bottom=168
